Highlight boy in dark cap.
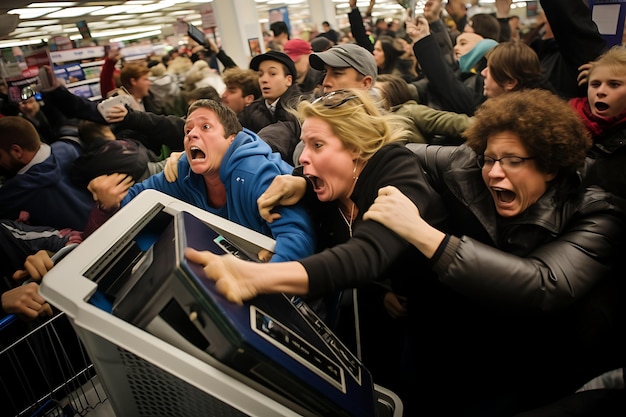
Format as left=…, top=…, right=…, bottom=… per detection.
left=238, top=51, right=301, bottom=162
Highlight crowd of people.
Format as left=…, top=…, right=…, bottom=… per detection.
left=2, top=0, right=626, bottom=416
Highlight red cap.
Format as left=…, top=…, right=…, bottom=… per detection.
left=284, top=39, right=313, bottom=61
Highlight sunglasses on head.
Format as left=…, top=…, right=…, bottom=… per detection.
left=312, top=90, right=359, bottom=109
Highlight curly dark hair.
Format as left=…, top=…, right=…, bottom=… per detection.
left=463, top=89, right=591, bottom=176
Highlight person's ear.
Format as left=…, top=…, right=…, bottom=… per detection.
left=544, top=171, right=557, bottom=182
left=10, top=144, right=23, bottom=160
left=243, top=94, right=255, bottom=107
left=503, top=79, right=518, bottom=92
left=286, top=74, right=293, bottom=87
left=362, top=75, right=374, bottom=90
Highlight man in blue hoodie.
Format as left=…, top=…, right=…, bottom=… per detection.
left=0, top=116, right=93, bottom=230
left=85, top=98, right=315, bottom=263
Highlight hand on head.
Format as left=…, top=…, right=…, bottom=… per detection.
left=577, top=62, right=592, bottom=87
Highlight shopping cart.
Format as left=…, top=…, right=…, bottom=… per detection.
left=39, top=190, right=404, bottom=417
left=1, top=244, right=108, bottom=417
left=0, top=310, right=108, bottom=417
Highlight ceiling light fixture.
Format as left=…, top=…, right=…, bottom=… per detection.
left=46, top=7, right=106, bottom=18
left=89, top=25, right=162, bottom=39
left=8, top=8, right=61, bottom=19
left=91, top=5, right=142, bottom=16
left=0, top=38, right=47, bottom=49
left=17, top=20, right=61, bottom=27
left=28, top=2, right=77, bottom=6
left=110, top=29, right=162, bottom=43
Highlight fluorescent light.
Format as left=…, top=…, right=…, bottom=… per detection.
left=43, top=25, right=64, bottom=32
left=28, top=2, right=77, bottom=6
left=85, top=21, right=117, bottom=28
left=105, top=15, right=139, bottom=21
left=46, top=6, right=105, bottom=18
left=91, top=5, right=142, bottom=16
left=90, top=25, right=162, bottom=38
left=18, top=19, right=61, bottom=27
left=110, top=29, right=162, bottom=42
left=0, top=38, right=46, bottom=48
left=15, top=31, right=48, bottom=38
left=127, top=1, right=179, bottom=13
left=117, top=19, right=143, bottom=25
left=9, top=8, right=61, bottom=18
left=170, top=9, right=196, bottom=15
left=267, top=0, right=305, bottom=4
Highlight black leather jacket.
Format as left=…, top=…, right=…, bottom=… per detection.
left=407, top=143, right=626, bottom=414
left=410, top=143, right=626, bottom=312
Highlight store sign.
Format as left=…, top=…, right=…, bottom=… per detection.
left=50, top=46, right=106, bottom=63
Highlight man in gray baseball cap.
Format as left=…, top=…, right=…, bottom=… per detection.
left=308, top=43, right=377, bottom=93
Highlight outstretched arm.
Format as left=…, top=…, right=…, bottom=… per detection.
left=184, top=248, right=309, bottom=305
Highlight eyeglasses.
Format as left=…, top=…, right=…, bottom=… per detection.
left=312, top=90, right=359, bottom=108
left=477, top=155, right=535, bottom=171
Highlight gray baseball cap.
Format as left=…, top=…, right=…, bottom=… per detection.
left=309, top=43, right=377, bottom=82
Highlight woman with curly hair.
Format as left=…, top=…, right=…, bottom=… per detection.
left=365, top=88, right=626, bottom=415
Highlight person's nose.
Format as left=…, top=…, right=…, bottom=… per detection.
left=298, top=145, right=310, bottom=166
left=595, top=83, right=608, bottom=97
left=186, top=126, right=200, bottom=139
left=486, top=160, right=506, bottom=178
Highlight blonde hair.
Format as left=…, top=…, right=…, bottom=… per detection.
left=589, top=45, right=626, bottom=78
left=295, top=88, right=409, bottom=160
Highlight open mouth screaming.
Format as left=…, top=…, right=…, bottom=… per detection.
left=190, top=146, right=206, bottom=160
left=493, top=187, right=515, bottom=203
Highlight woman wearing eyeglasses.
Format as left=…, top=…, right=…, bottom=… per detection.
left=185, top=87, right=449, bottom=411
left=363, top=88, right=626, bottom=416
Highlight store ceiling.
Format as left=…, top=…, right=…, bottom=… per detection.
left=0, top=0, right=430, bottom=48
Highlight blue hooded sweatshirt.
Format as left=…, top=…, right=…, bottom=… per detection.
left=122, top=128, right=316, bottom=262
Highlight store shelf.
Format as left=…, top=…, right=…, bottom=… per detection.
left=50, top=47, right=104, bottom=101
left=66, top=78, right=99, bottom=88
